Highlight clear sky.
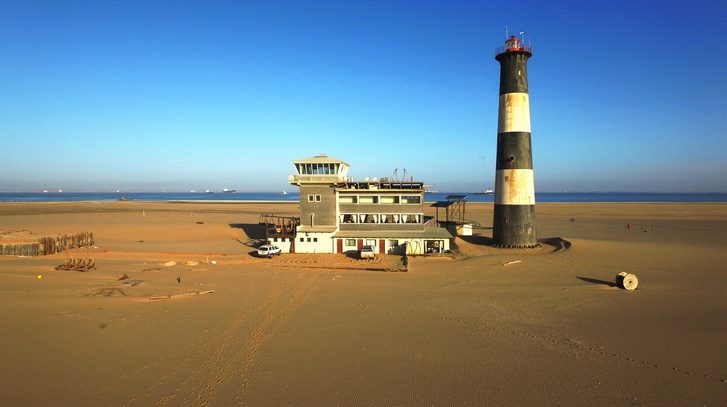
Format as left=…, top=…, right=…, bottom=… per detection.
left=1, top=0, right=725, bottom=192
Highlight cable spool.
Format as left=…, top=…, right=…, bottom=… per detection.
left=615, top=272, right=639, bottom=290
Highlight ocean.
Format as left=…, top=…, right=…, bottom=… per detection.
left=1, top=192, right=726, bottom=203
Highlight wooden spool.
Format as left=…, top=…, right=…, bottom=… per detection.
left=615, top=272, right=639, bottom=290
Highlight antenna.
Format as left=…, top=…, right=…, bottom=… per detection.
left=505, top=25, right=509, bottom=39
left=520, top=31, right=525, bottom=44
left=392, top=168, right=399, bottom=182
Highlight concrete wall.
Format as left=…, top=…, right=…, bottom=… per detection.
left=299, top=185, right=337, bottom=227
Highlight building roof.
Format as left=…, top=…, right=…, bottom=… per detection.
left=431, top=201, right=456, bottom=208
left=293, top=154, right=351, bottom=166
left=297, top=225, right=338, bottom=233
left=334, top=227, right=453, bottom=239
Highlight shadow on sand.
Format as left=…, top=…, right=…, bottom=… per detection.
left=576, top=276, right=617, bottom=287
left=229, top=223, right=266, bottom=248
left=457, top=235, right=494, bottom=246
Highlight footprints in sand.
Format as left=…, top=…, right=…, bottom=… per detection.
left=331, top=296, right=727, bottom=387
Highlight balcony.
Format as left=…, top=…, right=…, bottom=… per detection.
left=288, top=174, right=350, bottom=184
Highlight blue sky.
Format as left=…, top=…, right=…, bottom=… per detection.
left=1, top=0, right=725, bottom=192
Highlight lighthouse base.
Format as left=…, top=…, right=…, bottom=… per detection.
left=493, top=204, right=538, bottom=248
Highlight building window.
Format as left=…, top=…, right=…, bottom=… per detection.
left=359, top=195, right=379, bottom=204
left=300, top=238, right=304, bottom=242
left=313, top=238, right=318, bottom=242
left=401, top=195, right=421, bottom=204
left=389, top=239, right=399, bottom=247
left=380, top=195, right=399, bottom=204
left=340, top=195, right=357, bottom=204
left=308, top=194, right=314, bottom=202
left=307, top=238, right=312, bottom=242
left=366, top=239, right=376, bottom=247
left=345, top=239, right=356, bottom=246
left=315, top=194, right=321, bottom=202
left=382, top=214, right=395, bottom=223
left=403, top=214, right=421, bottom=223
left=363, top=214, right=377, bottom=223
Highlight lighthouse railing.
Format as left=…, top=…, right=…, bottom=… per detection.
left=495, top=44, right=533, bottom=56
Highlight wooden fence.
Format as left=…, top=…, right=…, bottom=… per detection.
left=0, top=232, right=94, bottom=256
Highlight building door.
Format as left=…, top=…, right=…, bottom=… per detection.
left=336, top=239, right=343, bottom=253
left=379, top=239, right=385, bottom=254
left=357, top=239, right=363, bottom=250
left=290, top=237, right=295, bottom=254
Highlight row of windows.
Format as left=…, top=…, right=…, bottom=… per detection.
left=343, top=239, right=399, bottom=247
left=297, top=163, right=340, bottom=175
left=340, top=213, right=422, bottom=224
left=307, top=194, right=322, bottom=202
left=339, top=195, right=421, bottom=204
left=270, top=237, right=318, bottom=243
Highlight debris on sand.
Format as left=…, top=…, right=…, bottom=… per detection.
left=122, top=279, right=144, bottom=287
left=149, top=290, right=215, bottom=301
left=185, top=261, right=199, bottom=266
left=503, top=260, right=523, bottom=266
left=163, top=261, right=177, bottom=267
left=118, top=273, right=130, bottom=281
left=616, top=272, right=639, bottom=290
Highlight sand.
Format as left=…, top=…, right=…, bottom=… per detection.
left=1, top=201, right=726, bottom=405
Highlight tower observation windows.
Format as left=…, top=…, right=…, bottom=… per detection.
left=297, top=163, right=339, bottom=175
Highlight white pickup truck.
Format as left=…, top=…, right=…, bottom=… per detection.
left=359, top=245, right=375, bottom=259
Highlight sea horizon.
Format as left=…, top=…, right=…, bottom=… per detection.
left=2, top=191, right=727, bottom=203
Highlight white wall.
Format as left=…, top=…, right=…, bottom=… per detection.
left=294, top=232, right=335, bottom=253
left=266, top=237, right=294, bottom=253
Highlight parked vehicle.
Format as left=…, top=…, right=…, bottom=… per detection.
left=359, top=245, right=376, bottom=259
left=257, top=245, right=282, bottom=258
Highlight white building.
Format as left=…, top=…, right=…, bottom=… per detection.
left=277, top=154, right=452, bottom=255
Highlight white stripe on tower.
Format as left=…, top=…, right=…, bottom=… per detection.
left=497, top=93, right=531, bottom=134
left=495, top=169, right=535, bottom=205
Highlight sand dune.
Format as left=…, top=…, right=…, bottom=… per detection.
left=1, top=201, right=726, bottom=405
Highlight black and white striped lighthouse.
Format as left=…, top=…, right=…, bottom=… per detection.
left=493, top=35, right=538, bottom=248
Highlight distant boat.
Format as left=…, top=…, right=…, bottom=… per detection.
left=118, top=196, right=132, bottom=201
left=281, top=191, right=288, bottom=195
left=42, top=189, right=49, bottom=193
left=205, top=190, right=213, bottom=194
left=483, top=187, right=494, bottom=195
left=223, top=188, right=236, bottom=193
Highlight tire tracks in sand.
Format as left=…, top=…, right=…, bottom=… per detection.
left=153, top=269, right=319, bottom=406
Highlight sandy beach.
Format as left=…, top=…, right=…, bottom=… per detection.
left=1, top=201, right=726, bottom=405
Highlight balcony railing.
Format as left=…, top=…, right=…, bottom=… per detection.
left=288, top=174, right=350, bottom=184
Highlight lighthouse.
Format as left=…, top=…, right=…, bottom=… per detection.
left=493, top=35, right=538, bottom=248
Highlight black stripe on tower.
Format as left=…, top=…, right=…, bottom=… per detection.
left=496, top=51, right=530, bottom=95
left=496, top=132, right=533, bottom=170
left=493, top=204, right=537, bottom=247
